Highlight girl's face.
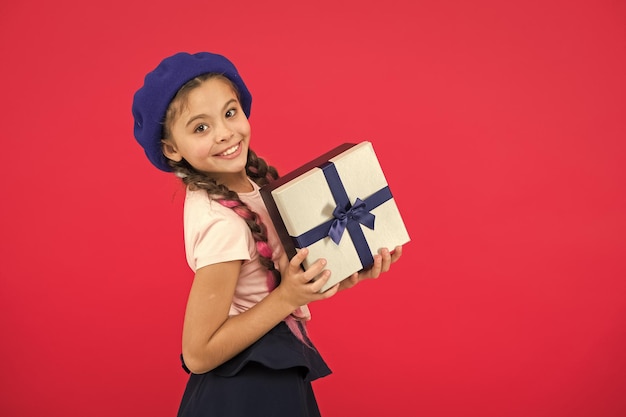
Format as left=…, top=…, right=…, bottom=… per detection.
left=163, top=77, right=251, bottom=189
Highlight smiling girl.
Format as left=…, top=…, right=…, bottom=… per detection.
left=132, top=52, right=402, bottom=417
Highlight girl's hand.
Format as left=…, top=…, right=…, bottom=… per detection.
left=276, top=248, right=339, bottom=309
left=338, top=245, right=403, bottom=291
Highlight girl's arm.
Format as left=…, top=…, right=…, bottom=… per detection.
left=181, top=248, right=338, bottom=374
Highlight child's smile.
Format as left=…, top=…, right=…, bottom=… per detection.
left=214, top=141, right=243, bottom=158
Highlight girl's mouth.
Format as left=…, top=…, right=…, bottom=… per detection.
left=216, top=142, right=242, bottom=157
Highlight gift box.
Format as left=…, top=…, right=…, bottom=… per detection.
left=260, top=141, right=410, bottom=292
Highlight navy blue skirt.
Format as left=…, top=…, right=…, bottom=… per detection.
left=177, top=322, right=331, bottom=417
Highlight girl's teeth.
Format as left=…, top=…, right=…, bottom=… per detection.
left=221, top=144, right=239, bottom=156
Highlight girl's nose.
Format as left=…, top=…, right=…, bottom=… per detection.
left=215, top=125, right=234, bottom=142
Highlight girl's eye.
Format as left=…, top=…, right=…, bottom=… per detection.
left=225, top=109, right=236, bottom=118
left=194, top=123, right=209, bottom=133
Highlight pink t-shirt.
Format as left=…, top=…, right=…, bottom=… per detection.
left=183, top=179, right=310, bottom=319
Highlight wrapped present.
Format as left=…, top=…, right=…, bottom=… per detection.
left=260, top=141, right=410, bottom=292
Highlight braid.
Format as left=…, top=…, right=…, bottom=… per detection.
left=246, top=149, right=279, bottom=187
left=167, top=152, right=281, bottom=290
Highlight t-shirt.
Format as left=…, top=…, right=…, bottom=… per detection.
left=183, top=178, right=310, bottom=319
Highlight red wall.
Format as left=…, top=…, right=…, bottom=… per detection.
left=1, top=1, right=625, bottom=416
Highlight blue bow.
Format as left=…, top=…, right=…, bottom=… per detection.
left=327, top=198, right=376, bottom=245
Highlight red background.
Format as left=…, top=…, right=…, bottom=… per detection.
left=1, top=1, right=625, bottom=416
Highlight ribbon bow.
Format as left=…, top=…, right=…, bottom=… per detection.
left=327, top=198, right=376, bottom=245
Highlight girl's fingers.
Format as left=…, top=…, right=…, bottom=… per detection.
left=346, top=273, right=359, bottom=287
left=277, top=252, right=293, bottom=274
left=376, top=245, right=402, bottom=274
left=337, top=274, right=357, bottom=292
left=279, top=245, right=403, bottom=300
left=390, top=245, right=403, bottom=263
left=366, top=253, right=383, bottom=279
left=288, top=248, right=309, bottom=270
left=379, top=248, right=392, bottom=272
left=321, top=283, right=340, bottom=298
left=304, top=258, right=328, bottom=280
left=284, top=248, right=327, bottom=279
left=307, top=270, right=332, bottom=293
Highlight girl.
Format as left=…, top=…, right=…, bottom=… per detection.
left=132, top=52, right=402, bottom=416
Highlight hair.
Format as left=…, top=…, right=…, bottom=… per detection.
left=165, top=154, right=281, bottom=291
left=163, top=74, right=308, bottom=340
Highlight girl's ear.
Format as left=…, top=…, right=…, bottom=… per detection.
left=161, top=139, right=182, bottom=162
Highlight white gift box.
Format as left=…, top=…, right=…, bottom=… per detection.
left=261, top=141, right=410, bottom=292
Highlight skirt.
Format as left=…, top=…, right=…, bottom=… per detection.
left=177, top=321, right=332, bottom=417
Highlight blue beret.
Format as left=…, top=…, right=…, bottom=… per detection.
left=132, top=52, right=252, bottom=172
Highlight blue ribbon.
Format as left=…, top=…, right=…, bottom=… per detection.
left=328, top=198, right=375, bottom=244
left=291, top=161, right=393, bottom=269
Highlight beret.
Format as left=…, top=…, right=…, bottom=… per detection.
left=132, top=52, right=252, bottom=171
